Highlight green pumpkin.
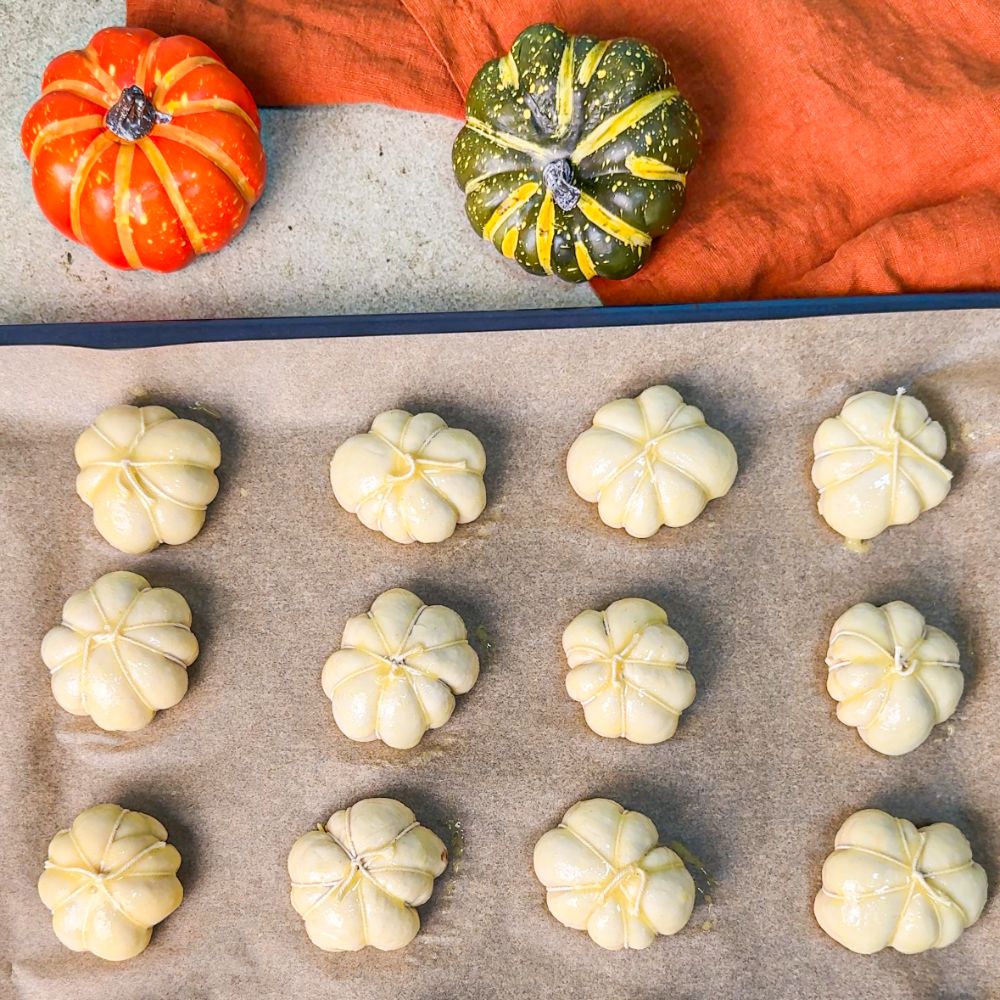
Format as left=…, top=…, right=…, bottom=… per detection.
left=453, top=23, right=700, bottom=283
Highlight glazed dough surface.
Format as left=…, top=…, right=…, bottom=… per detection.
left=75, top=404, right=221, bottom=554
left=38, top=803, right=183, bottom=961
left=826, top=601, right=962, bottom=756
left=322, top=588, right=479, bottom=749
left=566, top=385, right=737, bottom=536
left=41, top=571, right=198, bottom=732
left=330, top=409, right=486, bottom=543
left=563, top=598, right=695, bottom=744
left=288, top=797, right=447, bottom=951
left=533, top=798, right=695, bottom=950
left=815, top=808, right=987, bottom=954
left=812, top=389, right=952, bottom=541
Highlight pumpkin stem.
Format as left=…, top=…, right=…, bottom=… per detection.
left=542, top=158, right=581, bottom=211
left=105, top=84, right=172, bottom=141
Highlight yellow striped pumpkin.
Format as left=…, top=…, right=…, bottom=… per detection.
left=453, top=23, right=700, bottom=282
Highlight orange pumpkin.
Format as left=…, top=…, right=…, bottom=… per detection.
left=21, top=26, right=267, bottom=271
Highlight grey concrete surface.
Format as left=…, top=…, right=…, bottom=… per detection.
left=0, top=1, right=599, bottom=325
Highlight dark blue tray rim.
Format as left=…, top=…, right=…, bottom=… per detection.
left=3, top=291, right=998, bottom=349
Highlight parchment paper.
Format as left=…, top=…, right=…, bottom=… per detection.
left=2, top=309, right=999, bottom=1000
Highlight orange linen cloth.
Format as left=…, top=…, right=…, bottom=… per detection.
left=127, top=0, right=1000, bottom=305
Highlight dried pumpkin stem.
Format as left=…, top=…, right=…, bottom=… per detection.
left=105, top=84, right=172, bottom=141
left=542, top=158, right=581, bottom=211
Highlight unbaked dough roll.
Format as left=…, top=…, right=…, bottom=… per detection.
left=567, top=385, right=737, bottom=536
left=812, top=388, right=952, bottom=542
left=330, top=409, right=486, bottom=543
left=41, top=571, right=198, bottom=732
left=815, top=809, right=986, bottom=954
left=534, top=798, right=695, bottom=950
left=75, top=404, right=221, bottom=554
left=288, top=797, right=447, bottom=951
left=38, top=803, right=183, bottom=961
left=825, top=601, right=962, bottom=755
left=322, top=588, right=480, bottom=749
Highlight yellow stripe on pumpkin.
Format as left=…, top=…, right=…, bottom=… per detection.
left=154, top=123, right=258, bottom=202
left=463, top=173, right=490, bottom=195
left=554, top=38, right=575, bottom=137
left=69, top=132, right=115, bottom=241
left=577, top=40, right=610, bottom=86
left=113, top=143, right=143, bottom=269
left=500, top=226, right=519, bottom=258
left=624, top=152, right=687, bottom=183
left=153, top=55, right=223, bottom=103
left=41, top=78, right=112, bottom=109
left=136, top=37, right=162, bottom=92
left=571, top=88, right=679, bottom=164
left=138, top=137, right=206, bottom=254
left=83, top=47, right=120, bottom=98
left=498, top=52, right=520, bottom=89
left=165, top=98, right=259, bottom=133
left=482, top=182, right=539, bottom=241
left=574, top=239, right=597, bottom=279
left=29, top=115, right=104, bottom=165
left=577, top=193, right=651, bottom=248
left=465, top=116, right=550, bottom=158
left=535, top=190, right=556, bottom=274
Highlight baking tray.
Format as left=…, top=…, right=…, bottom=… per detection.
left=2, top=290, right=999, bottom=347
left=2, top=302, right=999, bottom=1000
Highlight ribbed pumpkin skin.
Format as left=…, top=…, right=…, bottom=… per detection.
left=21, top=26, right=266, bottom=272
left=453, top=23, right=699, bottom=282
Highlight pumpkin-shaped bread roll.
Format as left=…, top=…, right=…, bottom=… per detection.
left=41, top=571, right=198, bottom=732
left=812, top=389, right=952, bottom=542
left=330, top=409, right=486, bottom=544
left=815, top=809, right=987, bottom=954
left=825, top=601, right=962, bottom=756
left=75, top=404, right=221, bottom=553
left=567, top=385, right=737, bottom=536
left=38, top=803, right=183, bottom=961
left=563, top=598, right=695, bottom=743
left=288, top=797, right=447, bottom=952
left=534, top=798, right=695, bottom=950
left=322, top=588, right=480, bottom=750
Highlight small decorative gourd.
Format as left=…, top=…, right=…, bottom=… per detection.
left=453, top=23, right=700, bottom=281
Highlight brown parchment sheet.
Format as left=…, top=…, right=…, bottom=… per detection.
left=1, top=310, right=999, bottom=1000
